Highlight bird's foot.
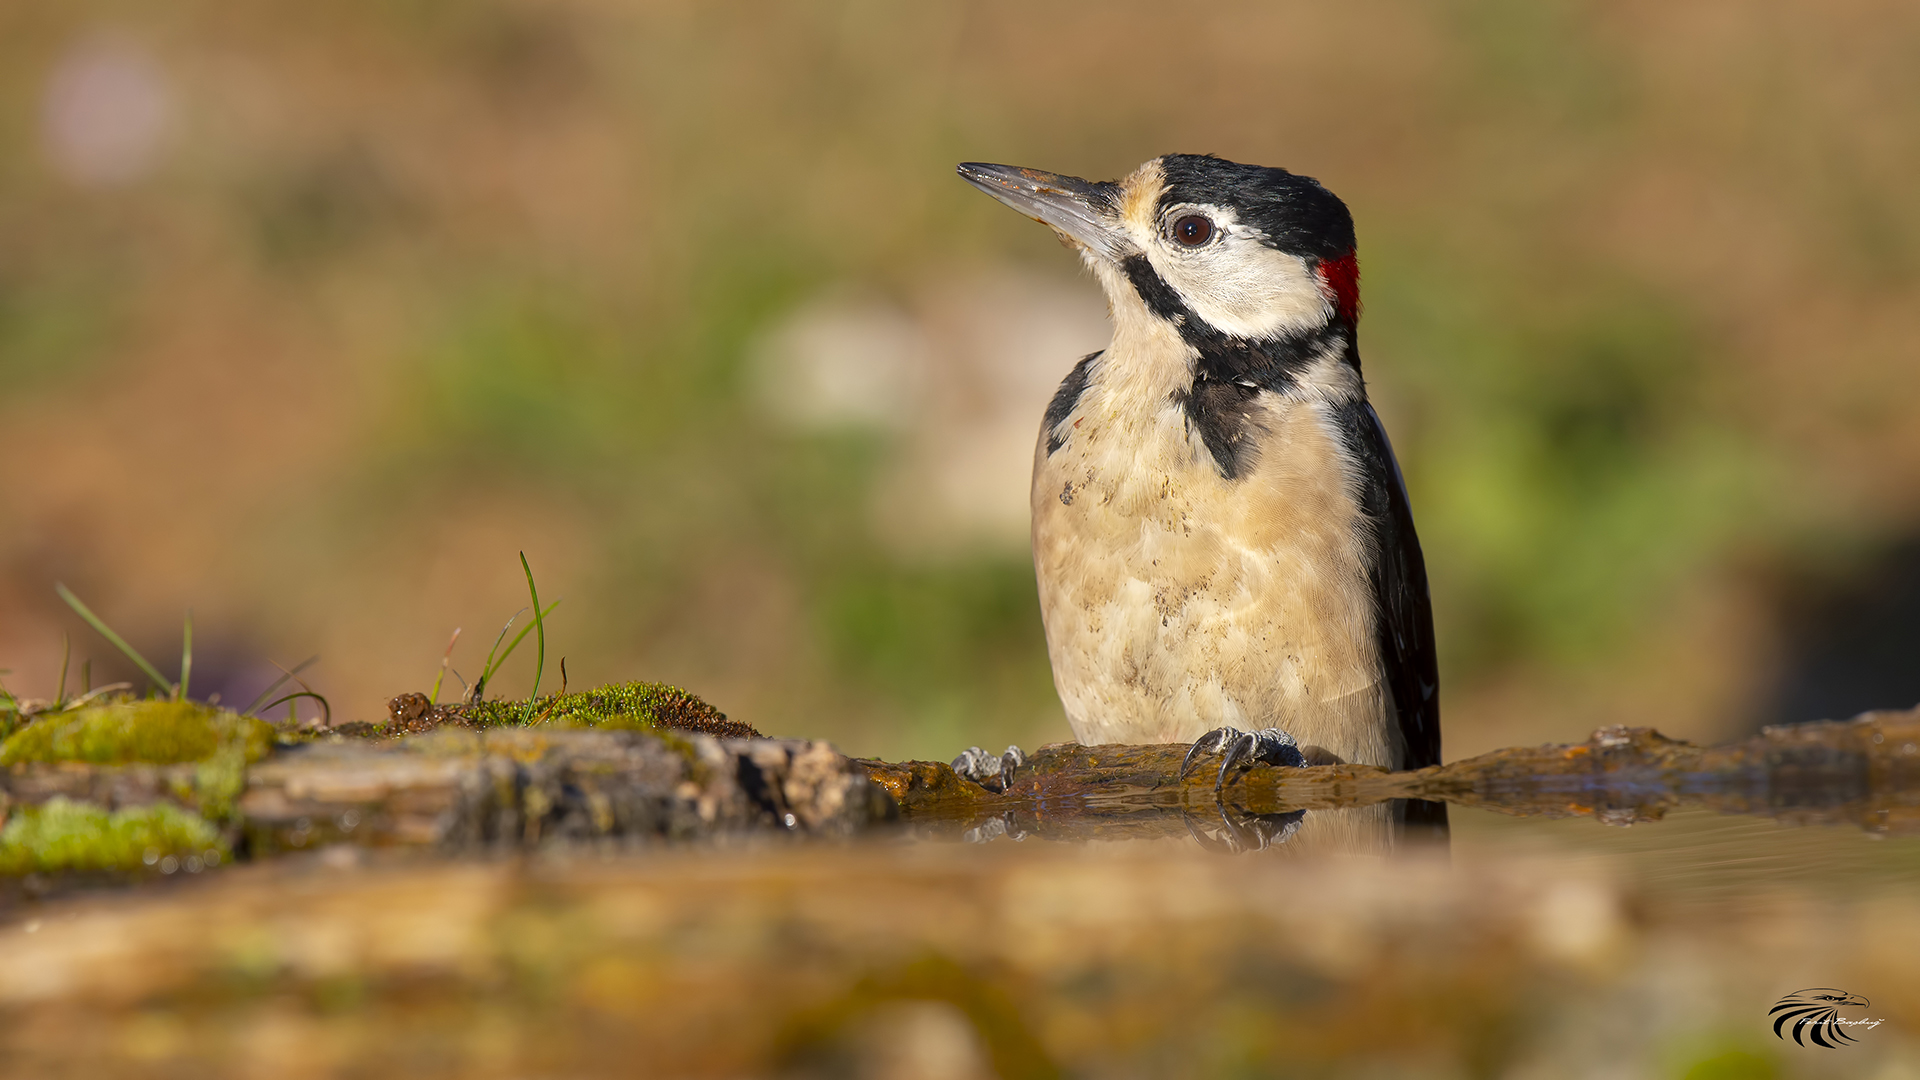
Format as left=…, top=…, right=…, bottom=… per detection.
left=1182, top=804, right=1306, bottom=853
left=951, top=744, right=1025, bottom=793
left=1180, top=726, right=1305, bottom=792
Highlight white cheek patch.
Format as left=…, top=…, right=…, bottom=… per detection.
left=1145, top=223, right=1332, bottom=341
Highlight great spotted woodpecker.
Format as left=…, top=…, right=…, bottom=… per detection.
left=953, top=154, right=1446, bottom=841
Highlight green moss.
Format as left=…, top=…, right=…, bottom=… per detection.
left=0, top=797, right=224, bottom=875
left=0, top=700, right=275, bottom=767
left=459, top=681, right=750, bottom=737
left=193, top=750, right=252, bottom=822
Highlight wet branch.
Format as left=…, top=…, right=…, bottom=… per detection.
left=2, top=708, right=1916, bottom=857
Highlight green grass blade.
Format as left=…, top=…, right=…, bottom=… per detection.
left=476, top=600, right=560, bottom=695
left=56, top=584, right=176, bottom=697
left=242, top=655, right=318, bottom=716
left=259, top=691, right=331, bottom=728
left=178, top=608, right=193, bottom=702
left=474, top=608, right=527, bottom=699
left=520, top=553, right=547, bottom=719
left=428, top=628, right=461, bottom=706
left=56, top=633, right=70, bottom=707
left=486, top=601, right=560, bottom=682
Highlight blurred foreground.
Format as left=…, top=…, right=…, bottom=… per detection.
left=4, top=703, right=1920, bottom=1075
left=6, top=838, right=1918, bottom=1079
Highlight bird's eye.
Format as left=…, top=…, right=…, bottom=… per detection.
left=1171, top=214, right=1214, bottom=247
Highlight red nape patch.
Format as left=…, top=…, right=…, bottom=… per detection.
left=1315, top=250, right=1361, bottom=326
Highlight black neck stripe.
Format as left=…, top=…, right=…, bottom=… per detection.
left=1118, top=254, right=1351, bottom=394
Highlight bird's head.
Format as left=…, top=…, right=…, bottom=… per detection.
left=958, top=154, right=1360, bottom=361
left=1792, top=989, right=1872, bottom=1011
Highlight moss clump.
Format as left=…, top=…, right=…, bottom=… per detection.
left=0, top=797, right=225, bottom=875
left=394, top=681, right=760, bottom=739
left=0, top=700, right=275, bottom=767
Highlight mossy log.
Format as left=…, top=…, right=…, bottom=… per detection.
left=231, top=728, right=895, bottom=855
left=2, top=704, right=1917, bottom=874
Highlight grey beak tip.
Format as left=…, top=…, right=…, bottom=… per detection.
left=955, top=162, right=1006, bottom=189
left=953, top=160, right=1117, bottom=258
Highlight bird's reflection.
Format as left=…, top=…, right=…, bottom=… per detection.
left=952, top=797, right=1448, bottom=857
left=1181, top=805, right=1307, bottom=853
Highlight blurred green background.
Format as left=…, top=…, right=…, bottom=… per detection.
left=2, top=0, right=1918, bottom=761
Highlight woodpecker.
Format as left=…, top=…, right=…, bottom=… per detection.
left=952, top=154, right=1446, bottom=839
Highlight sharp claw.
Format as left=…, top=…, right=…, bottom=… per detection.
left=1214, top=731, right=1256, bottom=791
left=1180, top=728, right=1227, bottom=779
left=998, top=745, right=1023, bottom=790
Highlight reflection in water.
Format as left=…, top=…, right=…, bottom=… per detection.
left=1182, top=805, right=1308, bottom=854
left=956, top=800, right=1428, bottom=857
left=908, top=708, right=1920, bottom=870
left=1187, top=801, right=1453, bottom=857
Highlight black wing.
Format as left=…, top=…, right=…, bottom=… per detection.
left=1339, top=401, right=1447, bottom=836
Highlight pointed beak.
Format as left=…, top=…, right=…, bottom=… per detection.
left=956, top=162, right=1124, bottom=260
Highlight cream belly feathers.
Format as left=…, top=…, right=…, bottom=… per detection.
left=1031, top=341, right=1396, bottom=769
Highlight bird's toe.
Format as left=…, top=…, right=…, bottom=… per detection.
left=1214, top=730, right=1259, bottom=791
left=1248, top=727, right=1305, bottom=769
left=1180, top=726, right=1235, bottom=779
left=1183, top=726, right=1304, bottom=789
left=951, top=744, right=1026, bottom=793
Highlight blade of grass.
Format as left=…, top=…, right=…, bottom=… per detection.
left=530, top=656, right=571, bottom=726
left=481, top=611, right=525, bottom=676
left=64, top=683, right=132, bottom=709
left=270, top=656, right=322, bottom=699
left=242, top=656, right=319, bottom=716
left=57, top=584, right=176, bottom=696
left=473, top=600, right=561, bottom=701
left=56, top=633, right=70, bottom=708
left=261, top=691, right=331, bottom=728
left=519, top=553, right=547, bottom=721
left=472, top=608, right=526, bottom=702
left=428, top=628, right=462, bottom=706
left=178, top=608, right=193, bottom=702
left=496, top=602, right=559, bottom=670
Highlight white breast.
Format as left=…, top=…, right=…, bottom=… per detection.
left=1029, top=350, right=1397, bottom=769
